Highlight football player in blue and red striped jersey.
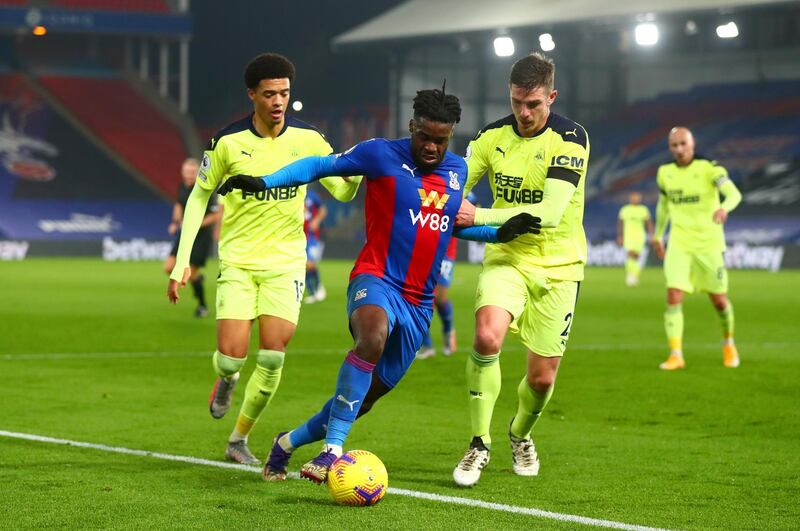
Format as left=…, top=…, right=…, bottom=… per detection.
left=218, top=85, right=541, bottom=484
left=417, top=190, right=479, bottom=359
left=303, top=187, right=328, bottom=303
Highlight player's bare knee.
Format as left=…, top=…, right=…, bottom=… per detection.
left=353, top=334, right=385, bottom=363
left=667, top=289, right=684, bottom=305
left=710, top=294, right=729, bottom=311
left=217, top=336, right=249, bottom=359
left=527, top=374, right=555, bottom=394
left=217, top=345, right=247, bottom=359
left=260, top=339, right=288, bottom=352
left=474, top=329, right=502, bottom=355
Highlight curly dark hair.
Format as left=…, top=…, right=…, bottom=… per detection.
left=244, top=53, right=296, bottom=89
left=412, top=81, right=461, bottom=124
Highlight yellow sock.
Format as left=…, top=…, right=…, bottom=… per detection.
left=228, top=349, right=284, bottom=442
left=665, top=304, right=684, bottom=356
left=230, top=414, right=257, bottom=442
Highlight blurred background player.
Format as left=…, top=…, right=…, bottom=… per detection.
left=452, top=53, right=590, bottom=487
left=417, top=190, right=479, bottom=359
left=167, top=53, right=359, bottom=465
left=163, top=157, right=221, bottom=318
left=303, top=186, right=328, bottom=303
left=616, top=191, right=653, bottom=287
left=217, top=86, right=540, bottom=483
left=653, top=126, right=742, bottom=370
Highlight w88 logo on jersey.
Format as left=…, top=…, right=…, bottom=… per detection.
left=408, top=209, right=450, bottom=232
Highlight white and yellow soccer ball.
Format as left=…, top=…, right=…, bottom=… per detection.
left=327, top=450, right=388, bottom=506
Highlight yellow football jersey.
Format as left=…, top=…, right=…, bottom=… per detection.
left=656, top=157, right=729, bottom=252
left=619, top=204, right=651, bottom=246
left=465, top=113, right=590, bottom=281
left=198, top=114, right=333, bottom=271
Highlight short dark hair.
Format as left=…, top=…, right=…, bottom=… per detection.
left=244, top=53, right=295, bottom=89
left=412, top=84, right=461, bottom=124
left=509, top=52, right=555, bottom=91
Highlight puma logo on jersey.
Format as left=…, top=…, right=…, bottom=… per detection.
left=337, top=394, right=360, bottom=411
left=240, top=150, right=252, bottom=158
left=565, top=128, right=578, bottom=137
left=495, top=147, right=506, bottom=157
left=401, top=163, right=416, bottom=179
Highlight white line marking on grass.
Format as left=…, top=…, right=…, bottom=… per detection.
left=0, top=429, right=669, bottom=531
left=0, top=349, right=344, bottom=361
left=1, top=341, right=795, bottom=361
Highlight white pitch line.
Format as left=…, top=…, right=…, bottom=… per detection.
left=0, top=429, right=669, bottom=531
left=1, top=341, right=795, bottom=361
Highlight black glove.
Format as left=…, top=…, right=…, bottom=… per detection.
left=496, top=213, right=542, bottom=243
left=217, top=174, right=266, bottom=196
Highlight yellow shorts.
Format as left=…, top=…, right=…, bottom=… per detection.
left=623, top=236, right=646, bottom=254
left=475, top=264, right=580, bottom=357
left=663, top=245, right=727, bottom=294
left=216, top=262, right=305, bottom=322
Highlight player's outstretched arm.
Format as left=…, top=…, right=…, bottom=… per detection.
left=168, top=185, right=213, bottom=303
left=465, top=169, right=579, bottom=229
left=320, top=175, right=363, bottom=202
left=454, top=213, right=541, bottom=243
left=218, top=155, right=358, bottom=196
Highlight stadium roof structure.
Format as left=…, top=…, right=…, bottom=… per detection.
left=333, top=0, right=797, bottom=47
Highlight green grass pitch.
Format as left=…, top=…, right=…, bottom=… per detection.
left=1, top=258, right=798, bottom=529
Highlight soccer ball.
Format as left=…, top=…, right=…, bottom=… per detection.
left=327, top=450, right=388, bottom=506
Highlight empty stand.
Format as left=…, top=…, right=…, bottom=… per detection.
left=50, top=0, right=170, bottom=13
left=39, top=74, right=187, bottom=197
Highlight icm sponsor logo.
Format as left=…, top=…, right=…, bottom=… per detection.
left=103, top=238, right=172, bottom=261
left=725, top=243, right=784, bottom=272
left=550, top=155, right=584, bottom=169
left=0, top=240, right=29, bottom=260
left=39, top=213, right=120, bottom=234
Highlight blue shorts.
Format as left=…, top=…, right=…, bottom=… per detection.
left=346, top=274, right=433, bottom=389
left=306, top=235, right=324, bottom=263
left=437, top=257, right=455, bottom=288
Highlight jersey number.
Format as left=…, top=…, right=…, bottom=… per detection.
left=409, top=210, right=449, bottom=232
left=560, top=312, right=573, bottom=337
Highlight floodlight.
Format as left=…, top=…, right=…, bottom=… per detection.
left=635, top=23, right=659, bottom=46
left=493, top=36, right=515, bottom=57
left=292, top=100, right=303, bottom=112
left=539, top=33, right=555, bottom=52
left=716, top=21, right=739, bottom=39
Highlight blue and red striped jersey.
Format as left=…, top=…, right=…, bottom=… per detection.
left=304, top=188, right=323, bottom=239
left=335, top=138, right=467, bottom=307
